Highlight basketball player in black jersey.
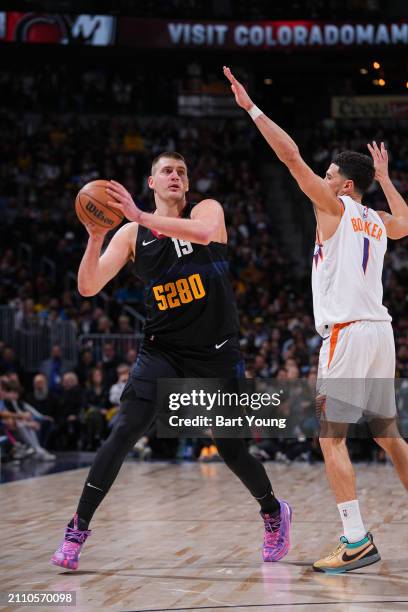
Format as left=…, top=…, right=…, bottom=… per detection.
left=51, top=152, right=292, bottom=571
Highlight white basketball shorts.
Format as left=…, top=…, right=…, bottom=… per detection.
left=317, top=320, right=396, bottom=423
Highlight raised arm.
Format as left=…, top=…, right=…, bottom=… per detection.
left=106, top=181, right=225, bottom=245
left=138, top=198, right=224, bottom=244
left=223, top=66, right=341, bottom=217
left=367, top=141, right=408, bottom=239
left=77, top=221, right=137, bottom=296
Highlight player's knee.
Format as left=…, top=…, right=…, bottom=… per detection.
left=319, top=435, right=346, bottom=453
left=111, top=417, right=139, bottom=447
left=214, top=438, right=244, bottom=465
left=373, top=436, right=399, bottom=451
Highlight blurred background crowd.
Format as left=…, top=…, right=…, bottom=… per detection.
left=1, top=0, right=408, bottom=467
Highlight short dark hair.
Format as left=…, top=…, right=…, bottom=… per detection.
left=333, top=151, right=374, bottom=195
left=151, top=151, right=187, bottom=174
left=0, top=378, right=20, bottom=393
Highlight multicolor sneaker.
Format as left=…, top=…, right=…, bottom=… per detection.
left=261, top=499, right=293, bottom=562
left=51, top=514, right=91, bottom=570
left=313, top=532, right=380, bottom=573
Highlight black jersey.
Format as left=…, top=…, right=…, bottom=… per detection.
left=133, top=202, right=239, bottom=347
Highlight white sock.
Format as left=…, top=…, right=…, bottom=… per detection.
left=337, top=499, right=366, bottom=543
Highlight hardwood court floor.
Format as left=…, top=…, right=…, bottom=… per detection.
left=1, top=461, right=407, bottom=612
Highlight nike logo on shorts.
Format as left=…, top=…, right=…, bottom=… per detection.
left=215, top=339, right=229, bottom=350
left=142, top=239, right=157, bottom=246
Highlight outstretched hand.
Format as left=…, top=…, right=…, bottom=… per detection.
left=223, top=66, right=254, bottom=111
left=106, top=180, right=142, bottom=223
left=367, top=141, right=389, bottom=183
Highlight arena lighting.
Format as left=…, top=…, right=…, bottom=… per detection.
left=264, top=78, right=273, bottom=85
left=378, top=78, right=386, bottom=86
left=373, top=61, right=381, bottom=69
left=372, top=79, right=379, bottom=85
left=406, top=81, right=408, bottom=88
left=360, top=68, right=368, bottom=74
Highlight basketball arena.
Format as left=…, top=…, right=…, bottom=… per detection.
left=1, top=2, right=408, bottom=611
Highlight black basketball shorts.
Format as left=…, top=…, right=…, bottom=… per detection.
left=120, top=334, right=245, bottom=404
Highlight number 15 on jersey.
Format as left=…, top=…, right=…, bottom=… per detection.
left=172, top=238, right=193, bottom=258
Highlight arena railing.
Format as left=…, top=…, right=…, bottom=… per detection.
left=64, top=271, right=145, bottom=333
left=78, top=333, right=143, bottom=362
left=0, top=306, right=78, bottom=372
left=122, top=305, right=145, bottom=331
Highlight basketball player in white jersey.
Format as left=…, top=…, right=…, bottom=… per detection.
left=224, top=66, right=408, bottom=573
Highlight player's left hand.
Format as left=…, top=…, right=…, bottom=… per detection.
left=223, top=66, right=254, bottom=111
left=106, top=180, right=142, bottom=223
left=367, top=141, right=389, bottom=183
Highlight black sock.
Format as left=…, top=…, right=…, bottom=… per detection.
left=256, top=490, right=280, bottom=516
left=68, top=515, right=91, bottom=531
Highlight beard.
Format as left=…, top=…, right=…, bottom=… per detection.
left=34, top=388, right=48, bottom=400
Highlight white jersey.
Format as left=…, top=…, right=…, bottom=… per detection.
left=312, top=195, right=391, bottom=337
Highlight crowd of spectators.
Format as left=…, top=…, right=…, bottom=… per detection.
left=0, top=65, right=178, bottom=115
left=0, top=355, right=132, bottom=458
left=1, top=65, right=407, bottom=465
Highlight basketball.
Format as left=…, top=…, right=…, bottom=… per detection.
left=75, top=179, right=124, bottom=230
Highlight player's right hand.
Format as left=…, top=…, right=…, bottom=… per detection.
left=367, top=141, right=389, bottom=183
left=84, top=221, right=110, bottom=239
left=223, top=66, right=254, bottom=111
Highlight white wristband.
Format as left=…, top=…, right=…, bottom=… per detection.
left=248, top=105, right=263, bottom=121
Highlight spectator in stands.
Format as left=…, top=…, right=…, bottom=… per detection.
left=6, top=371, right=23, bottom=389
left=75, top=349, right=95, bottom=386
left=83, top=367, right=109, bottom=450
left=89, top=308, right=105, bottom=334
left=0, top=378, right=24, bottom=461
left=100, top=342, right=120, bottom=387
left=0, top=406, right=35, bottom=461
left=96, top=315, right=113, bottom=334
left=254, top=355, right=271, bottom=378
left=78, top=300, right=94, bottom=334
left=116, top=314, right=133, bottom=334
left=125, top=348, right=138, bottom=368
left=25, top=373, right=58, bottom=419
left=40, top=344, right=70, bottom=392
left=25, top=373, right=58, bottom=448
left=109, top=364, right=130, bottom=407
left=14, top=298, right=37, bottom=329
left=0, top=378, right=55, bottom=460
left=0, top=346, right=23, bottom=378
left=56, top=372, right=84, bottom=450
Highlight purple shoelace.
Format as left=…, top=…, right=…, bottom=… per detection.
left=264, top=514, right=282, bottom=546
left=64, top=525, right=91, bottom=544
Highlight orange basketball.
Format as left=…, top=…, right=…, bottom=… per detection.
left=75, top=179, right=124, bottom=230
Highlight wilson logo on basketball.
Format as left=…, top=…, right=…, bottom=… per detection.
left=85, top=200, right=114, bottom=226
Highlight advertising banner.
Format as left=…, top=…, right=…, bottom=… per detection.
left=0, top=12, right=115, bottom=46
left=118, top=19, right=408, bottom=49
left=332, top=96, right=408, bottom=118
left=1, top=14, right=408, bottom=50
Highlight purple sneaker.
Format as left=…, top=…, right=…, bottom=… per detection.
left=51, top=513, right=91, bottom=570
left=261, top=500, right=292, bottom=562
